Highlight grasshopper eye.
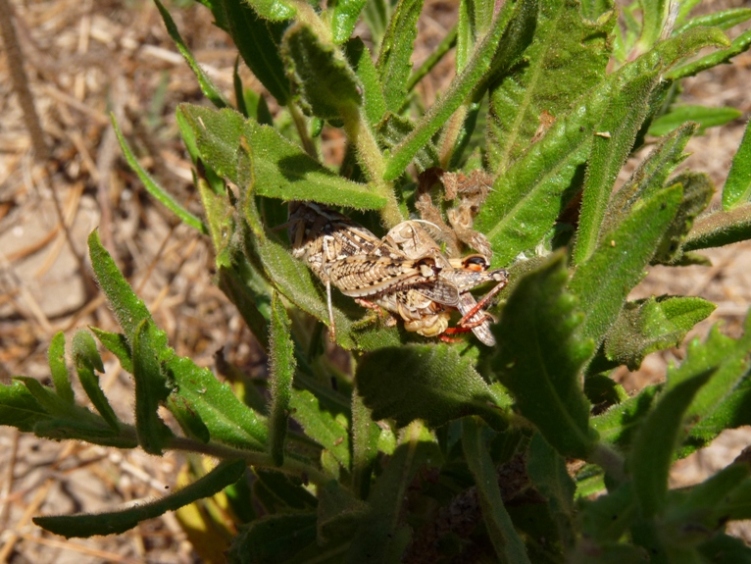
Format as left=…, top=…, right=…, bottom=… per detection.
left=462, top=255, right=489, bottom=272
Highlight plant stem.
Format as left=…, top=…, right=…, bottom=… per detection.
left=340, top=103, right=403, bottom=227
left=167, top=435, right=333, bottom=487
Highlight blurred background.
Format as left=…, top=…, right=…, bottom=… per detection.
left=0, top=0, right=750, bottom=561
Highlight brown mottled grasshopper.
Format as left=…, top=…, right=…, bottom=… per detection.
left=288, top=202, right=507, bottom=345
left=288, top=202, right=448, bottom=339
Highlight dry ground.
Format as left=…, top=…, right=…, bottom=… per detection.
left=0, top=0, right=750, bottom=561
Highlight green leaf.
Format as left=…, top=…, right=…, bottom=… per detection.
left=667, top=28, right=751, bottom=81
left=573, top=69, right=661, bottom=265
left=229, top=513, right=318, bottom=562
left=132, top=320, right=173, bottom=455
left=90, top=328, right=133, bottom=374
left=72, top=330, right=120, bottom=430
left=346, top=424, right=442, bottom=562
left=177, top=104, right=386, bottom=209
left=671, top=314, right=751, bottom=456
left=12, top=377, right=80, bottom=420
left=683, top=202, right=751, bottom=251
left=629, top=371, right=712, bottom=518
left=111, top=116, right=206, bottom=234
left=152, top=0, right=228, bottom=108
left=356, top=344, right=507, bottom=430
left=652, top=172, right=715, bottom=265
left=241, top=0, right=295, bottom=21
left=663, top=463, right=751, bottom=545
left=602, top=296, right=715, bottom=370
left=579, top=481, right=638, bottom=544
left=675, top=7, right=751, bottom=34
left=591, top=385, right=659, bottom=449
left=635, top=0, right=669, bottom=53
left=282, top=23, right=362, bottom=120
left=384, top=0, right=522, bottom=180
left=346, top=38, right=387, bottom=128
left=254, top=470, right=318, bottom=511
left=215, top=0, right=290, bottom=104
left=486, top=0, right=614, bottom=173
left=526, top=433, right=576, bottom=552
left=648, top=105, right=742, bottom=137
left=376, top=0, right=422, bottom=113
left=289, top=389, right=350, bottom=470
left=723, top=119, right=751, bottom=210
left=329, top=0, right=367, bottom=44
left=569, top=183, right=682, bottom=349
left=493, top=252, right=596, bottom=459
left=48, top=332, right=74, bottom=404
left=698, top=533, right=751, bottom=564
left=268, top=293, right=296, bottom=466
left=457, top=0, right=495, bottom=70
left=166, top=355, right=268, bottom=451
left=88, top=230, right=164, bottom=347
left=603, top=123, right=696, bottom=232
left=34, top=459, right=246, bottom=538
left=463, top=418, right=531, bottom=563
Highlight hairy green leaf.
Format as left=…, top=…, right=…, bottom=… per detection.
left=289, top=389, right=350, bottom=470
left=215, top=0, right=290, bottom=104
left=132, top=320, right=172, bottom=455
left=649, top=105, right=742, bottom=137
left=112, top=117, right=206, bottom=233
left=486, top=0, right=613, bottom=173
left=72, top=330, right=119, bottom=430
left=684, top=202, right=751, bottom=251
left=330, top=0, right=367, bottom=44
left=671, top=314, right=751, bottom=457
left=629, top=370, right=711, bottom=518
left=166, top=354, right=268, bottom=451
left=177, top=104, right=385, bottom=209
left=241, top=0, right=295, bottom=21
left=603, top=296, right=715, bottom=370
left=346, top=424, right=441, bottom=562
left=48, top=332, right=74, bottom=404
left=268, top=293, right=295, bottom=466
left=723, top=119, right=751, bottom=210
left=283, top=23, right=362, bottom=120
left=591, top=385, right=659, bottom=449
left=384, top=0, right=521, bottom=179
left=90, top=328, right=133, bottom=374
left=34, top=459, right=246, bottom=538
left=493, top=253, right=596, bottom=459
left=463, top=418, right=531, bottom=564
left=376, top=0, right=422, bottom=113
left=569, top=184, right=682, bottom=349
left=667, top=28, right=751, bottom=81
left=573, top=69, right=660, bottom=265
left=357, top=344, right=507, bottom=429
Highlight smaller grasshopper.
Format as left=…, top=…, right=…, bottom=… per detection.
left=382, top=221, right=507, bottom=346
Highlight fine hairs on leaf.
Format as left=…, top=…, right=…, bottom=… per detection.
left=4, top=1, right=751, bottom=561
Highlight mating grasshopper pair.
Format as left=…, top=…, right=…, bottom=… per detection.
left=288, top=201, right=507, bottom=345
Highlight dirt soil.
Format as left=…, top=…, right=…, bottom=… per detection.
left=1, top=0, right=750, bottom=561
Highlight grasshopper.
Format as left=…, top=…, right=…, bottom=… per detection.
left=382, top=221, right=507, bottom=346
left=288, top=202, right=507, bottom=345
left=287, top=202, right=448, bottom=339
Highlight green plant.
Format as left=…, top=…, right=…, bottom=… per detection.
left=3, top=0, right=751, bottom=561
